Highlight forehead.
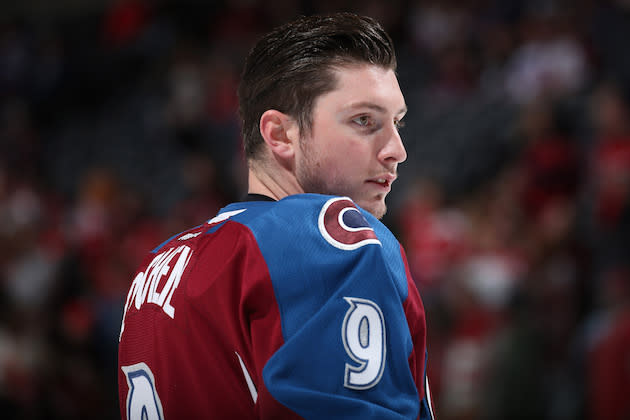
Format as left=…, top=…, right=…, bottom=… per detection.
left=315, top=65, right=406, bottom=115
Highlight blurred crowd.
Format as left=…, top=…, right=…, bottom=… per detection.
left=1, top=0, right=630, bottom=419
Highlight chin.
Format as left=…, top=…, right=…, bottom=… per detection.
left=361, top=201, right=387, bottom=220
left=373, top=207, right=387, bottom=220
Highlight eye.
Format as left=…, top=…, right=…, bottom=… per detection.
left=352, top=115, right=373, bottom=128
left=394, top=119, right=406, bottom=131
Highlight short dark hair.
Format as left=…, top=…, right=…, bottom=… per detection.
left=238, top=12, right=397, bottom=160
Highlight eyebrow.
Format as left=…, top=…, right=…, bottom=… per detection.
left=344, top=101, right=408, bottom=116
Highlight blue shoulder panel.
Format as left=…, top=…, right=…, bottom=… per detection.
left=218, top=194, right=419, bottom=419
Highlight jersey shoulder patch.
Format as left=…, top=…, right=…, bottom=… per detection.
left=317, top=196, right=381, bottom=250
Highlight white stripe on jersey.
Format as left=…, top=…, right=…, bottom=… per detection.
left=426, top=375, right=435, bottom=419
left=236, top=352, right=258, bottom=404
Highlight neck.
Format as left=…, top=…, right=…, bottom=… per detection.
left=247, top=161, right=303, bottom=200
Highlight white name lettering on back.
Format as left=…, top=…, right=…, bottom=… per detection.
left=119, top=245, right=193, bottom=340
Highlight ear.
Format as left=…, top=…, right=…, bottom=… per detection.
left=259, top=110, right=299, bottom=160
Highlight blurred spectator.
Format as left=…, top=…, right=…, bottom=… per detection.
left=588, top=82, right=630, bottom=232
left=166, top=44, right=207, bottom=152
left=408, top=0, right=470, bottom=55
left=397, top=178, right=470, bottom=290
left=0, top=20, right=30, bottom=96
left=436, top=273, right=499, bottom=420
left=1, top=98, right=42, bottom=182
left=586, top=265, right=630, bottom=420
left=481, top=182, right=585, bottom=420
left=483, top=268, right=582, bottom=420
left=166, top=154, right=228, bottom=235
left=504, top=7, right=589, bottom=104
left=516, top=100, right=581, bottom=223
left=102, top=0, right=151, bottom=47
left=407, top=0, right=479, bottom=99
left=463, top=166, right=530, bottom=310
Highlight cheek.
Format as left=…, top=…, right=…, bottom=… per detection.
left=311, top=128, right=371, bottom=179
left=327, top=157, right=364, bottom=189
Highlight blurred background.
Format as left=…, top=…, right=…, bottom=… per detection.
left=1, top=0, right=629, bottom=419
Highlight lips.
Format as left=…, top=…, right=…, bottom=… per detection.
left=368, top=179, right=390, bottom=188
left=367, top=174, right=396, bottom=189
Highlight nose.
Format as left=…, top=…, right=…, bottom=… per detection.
left=378, top=124, right=407, bottom=165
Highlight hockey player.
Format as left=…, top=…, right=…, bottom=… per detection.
left=118, top=12, right=434, bottom=419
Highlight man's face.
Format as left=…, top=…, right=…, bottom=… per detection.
left=295, top=65, right=407, bottom=219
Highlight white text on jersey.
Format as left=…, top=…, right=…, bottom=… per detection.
left=119, top=245, right=193, bottom=340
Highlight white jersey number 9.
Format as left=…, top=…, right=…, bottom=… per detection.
left=342, top=297, right=387, bottom=390
left=121, top=362, right=164, bottom=420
